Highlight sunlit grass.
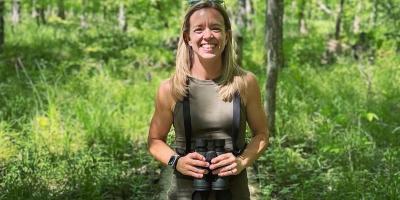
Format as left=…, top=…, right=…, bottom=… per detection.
left=0, top=16, right=174, bottom=199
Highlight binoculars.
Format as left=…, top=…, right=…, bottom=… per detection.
left=193, top=139, right=230, bottom=191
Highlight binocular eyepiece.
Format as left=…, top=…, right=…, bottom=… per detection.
left=193, top=139, right=230, bottom=191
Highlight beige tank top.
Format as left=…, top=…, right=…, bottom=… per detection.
left=172, top=76, right=247, bottom=152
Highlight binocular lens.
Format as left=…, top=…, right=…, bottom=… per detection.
left=193, top=139, right=229, bottom=191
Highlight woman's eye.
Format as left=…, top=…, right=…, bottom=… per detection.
left=194, top=29, right=203, bottom=33
left=212, top=27, right=222, bottom=32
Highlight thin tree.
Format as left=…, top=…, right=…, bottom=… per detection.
left=353, top=0, right=362, bottom=34
left=0, top=0, right=4, bottom=53
left=38, top=2, right=46, bottom=24
left=118, top=2, right=127, bottom=31
left=297, top=0, right=308, bottom=34
left=235, top=0, right=247, bottom=67
left=12, top=0, right=21, bottom=27
left=31, top=0, right=40, bottom=26
left=317, top=0, right=333, bottom=15
left=265, top=0, right=284, bottom=136
left=57, top=0, right=65, bottom=20
left=245, top=0, right=254, bottom=29
left=334, top=0, right=345, bottom=40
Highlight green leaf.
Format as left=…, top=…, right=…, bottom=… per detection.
left=366, top=113, right=379, bottom=122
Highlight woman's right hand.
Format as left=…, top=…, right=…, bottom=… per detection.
left=175, top=152, right=210, bottom=178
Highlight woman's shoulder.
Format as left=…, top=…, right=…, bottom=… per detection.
left=156, top=78, right=176, bottom=111
left=236, top=69, right=259, bottom=88
left=158, top=78, right=173, bottom=94
left=246, top=72, right=259, bottom=89
left=238, top=70, right=260, bottom=105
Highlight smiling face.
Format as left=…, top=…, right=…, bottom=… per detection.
left=187, top=8, right=228, bottom=61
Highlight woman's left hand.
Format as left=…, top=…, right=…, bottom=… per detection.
left=209, top=153, right=245, bottom=177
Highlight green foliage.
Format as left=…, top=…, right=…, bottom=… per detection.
left=1, top=0, right=400, bottom=199
left=0, top=6, right=175, bottom=198
left=255, top=42, right=400, bottom=200
left=256, top=59, right=400, bottom=199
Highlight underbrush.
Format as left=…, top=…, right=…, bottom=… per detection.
left=0, top=19, right=172, bottom=200
left=257, top=53, right=400, bottom=199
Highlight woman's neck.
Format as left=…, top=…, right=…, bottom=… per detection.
left=191, top=57, right=222, bottom=80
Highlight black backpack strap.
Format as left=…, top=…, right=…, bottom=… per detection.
left=183, top=78, right=192, bottom=154
left=232, top=92, right=243, bottom=156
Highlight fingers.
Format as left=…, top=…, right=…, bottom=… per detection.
left=209, top=153, right=245, bottom=177
left=209, top=153, right=235, bottom=170
left=175, top=153, right=209, bottom=178
left=185, top=165, right=208, bottom=178
left=218, top=167, right=238, bottom=177
left=176, top=152, right=243, bottom=178
left=212, top=162, right=237, bottom=174
left=186, top=152, right=209, bottom=167
left=187, top=152, right=206, bottom=162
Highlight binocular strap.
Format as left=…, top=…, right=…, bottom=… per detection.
left=183, top=94, right=192, bottom=154
left=192, top=190, right=232, bottom=200
left=232, top=92, right=241, bottom=154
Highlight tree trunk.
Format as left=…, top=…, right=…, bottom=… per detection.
left=235, top=0, right=247, bottom=67
left=317, top=0, right=333, bottom=15
left=334, top=0, right=345, bottom=40
left=297, top=0, right=308, bottom=34
left=31, top=0, right=40, bottom=26
left=245, top=0, right=254, bottom=30
left=353, top=1, right=362, bottom=34
left=38, top=4, right=46, bottom=24
left=57, top=0, right=65, bottom=20
left=291, top=1, right=296, bottom=19
left=0, top=0, right=4, bottom=53
left=265, top=0, right=284, bottom=136
left=118, top=3, right=127, bottom=31
left=12, top=0, right=21, bottom=26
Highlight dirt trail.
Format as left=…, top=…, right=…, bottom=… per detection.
left=158, top=167, right=261, bottom=199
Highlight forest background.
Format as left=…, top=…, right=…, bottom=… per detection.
left=0, top=0, right=399, bottom=199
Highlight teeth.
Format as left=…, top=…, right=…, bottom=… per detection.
left=201, top=44, right=216, bottom=48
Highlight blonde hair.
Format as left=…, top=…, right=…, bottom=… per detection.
left=171, top=1, right=247, bottom=103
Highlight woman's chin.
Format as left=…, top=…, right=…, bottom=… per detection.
left=198, top=53, right=220, bottom=60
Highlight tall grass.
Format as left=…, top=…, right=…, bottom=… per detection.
left=254, top=39, right=400, bottom=200
left=0, top=17, right=173, bottom=199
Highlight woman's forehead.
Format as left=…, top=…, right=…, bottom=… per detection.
left=189, top=8, right=225, bottom=26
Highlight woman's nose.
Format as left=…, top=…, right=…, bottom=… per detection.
left=203, top=28, right=213, bottom=39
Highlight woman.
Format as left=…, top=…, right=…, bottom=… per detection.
left=148, top=1, right=268, bottom=199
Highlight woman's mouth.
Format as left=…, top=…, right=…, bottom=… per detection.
left=200, top=43, right=217, bottom=51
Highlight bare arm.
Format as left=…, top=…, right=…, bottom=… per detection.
left=147, top=80, right=176, bottom=165
left=238, top=72, right=269, bottom=168
left=148, top=80, right=209, bottom=178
